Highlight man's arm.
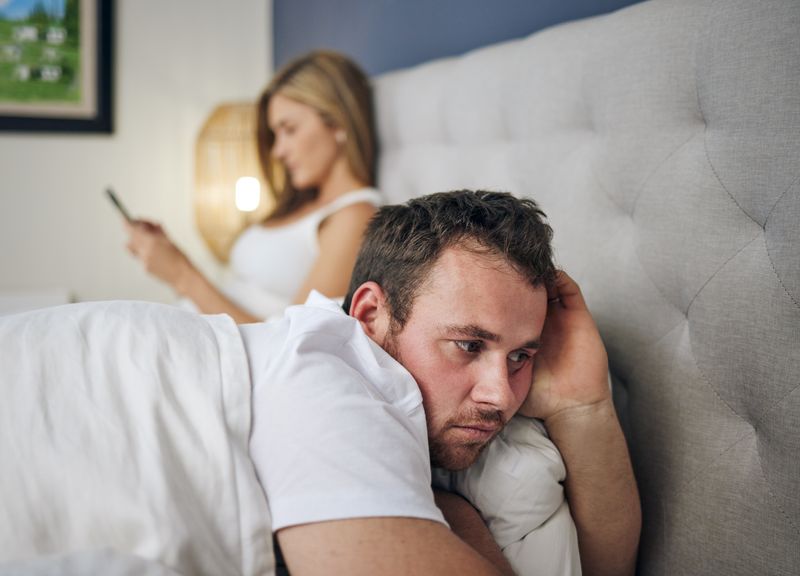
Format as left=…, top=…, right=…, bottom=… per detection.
left=277, top=517, right=506, bottom=576
left=434, top=489, right=515, bottom=575
left=255, top=321, right=514, bottom=576
left=519, top=271, right=641, bottom=576
left=544, top=399, right=640, bottom=576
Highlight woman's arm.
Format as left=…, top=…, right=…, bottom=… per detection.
left=126, top=220, right=261, bottom=323
left=127, top=200, right=375, bottom=322
left=291, top=201, right=377, bottom=304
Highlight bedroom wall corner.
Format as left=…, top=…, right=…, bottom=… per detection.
left=0, top=0, right=272, bottom=305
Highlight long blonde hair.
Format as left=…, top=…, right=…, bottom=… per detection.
left=256, top=51, right=376, bottom=221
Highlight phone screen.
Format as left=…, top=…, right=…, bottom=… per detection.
left=106, top=188, right=133, bottom=222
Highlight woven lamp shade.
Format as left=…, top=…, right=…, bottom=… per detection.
left=194, top=102, right=275, bottom=263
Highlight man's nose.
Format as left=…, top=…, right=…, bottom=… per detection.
left=470, top=357, right=516, bottom=414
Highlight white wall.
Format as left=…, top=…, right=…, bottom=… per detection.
left=0, top=0, right=271, bottom=304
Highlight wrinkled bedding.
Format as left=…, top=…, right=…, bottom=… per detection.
left=0, top=301, right=273, bottom=576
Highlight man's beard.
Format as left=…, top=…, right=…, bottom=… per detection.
left=382, top=325, right=506, bottom=471
left=381, top=321, right=402, bottom=360
left=429, top=407, right=504, bottom=471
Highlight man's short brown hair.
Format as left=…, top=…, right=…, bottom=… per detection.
left=343, top=190, right=557, bottom=326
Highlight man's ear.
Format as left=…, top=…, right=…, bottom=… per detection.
left=349, top=281, right=391, bottom=342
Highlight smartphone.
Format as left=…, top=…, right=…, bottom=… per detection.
left=105, top=187, right=133, bottom=222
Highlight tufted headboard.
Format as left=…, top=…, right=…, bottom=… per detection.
left=373, top=0, right=800, bottom=573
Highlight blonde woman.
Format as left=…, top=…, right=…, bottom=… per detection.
left=125, top=51, right=380, bottom=323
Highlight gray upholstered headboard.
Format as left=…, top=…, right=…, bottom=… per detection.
left=373, top=0, right=800, bottom=573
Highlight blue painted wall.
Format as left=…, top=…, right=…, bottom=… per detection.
left=273, top=0, right=645, bottom=76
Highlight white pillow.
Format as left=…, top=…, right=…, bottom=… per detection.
left=435, top=415, right=581, bottom=576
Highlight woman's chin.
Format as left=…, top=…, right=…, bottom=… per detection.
left=289, top=174, right=312, bottom=190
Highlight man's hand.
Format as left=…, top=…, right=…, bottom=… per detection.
left=519, top=270, right=609, bottom=421
left=519, top=270, right=641, bottom=576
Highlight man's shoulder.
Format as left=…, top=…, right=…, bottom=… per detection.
left=272, top=297, right=422, bottom=412
left=282, top=294, right=359, bottom=342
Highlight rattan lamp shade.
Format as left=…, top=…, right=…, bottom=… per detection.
left=194, top=102, right=274, bottom=263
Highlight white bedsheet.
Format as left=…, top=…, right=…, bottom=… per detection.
left=0, top=301, right=273, bottom=575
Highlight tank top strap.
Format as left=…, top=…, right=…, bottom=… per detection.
left=312, top=187, right=382, bottom=226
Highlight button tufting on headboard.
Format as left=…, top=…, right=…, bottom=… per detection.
left=374, top=0, right=800, bottom=573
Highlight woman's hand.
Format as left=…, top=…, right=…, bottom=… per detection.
left=124, top=219, right=259, bottom=322
left=518, top=270, right=610, bottom=422
left=125, top=220, right=192, bottom=291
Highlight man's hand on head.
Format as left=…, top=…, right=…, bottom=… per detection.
left=518, top=270, right=641, bottom=576
left=518, top=270, right=610, bottom=424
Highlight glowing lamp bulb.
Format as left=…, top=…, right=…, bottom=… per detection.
left=235, top=176, right=261, bottom=212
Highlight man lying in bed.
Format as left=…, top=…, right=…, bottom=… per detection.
left=0, top=190, right=640, bottom=576
left=247, top=190, right=640, bottom=576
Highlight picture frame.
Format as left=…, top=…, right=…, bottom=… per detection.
left=0, top=0, right=113, bottom=133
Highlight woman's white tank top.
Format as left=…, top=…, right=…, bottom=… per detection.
left=222, top=187, right=381, bottom=319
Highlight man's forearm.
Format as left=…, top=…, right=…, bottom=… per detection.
left=545, top=398, right=641, bottom=576
left=434, top=489, right=514, bottom=576
left=278, top=517, right=505, bottom=576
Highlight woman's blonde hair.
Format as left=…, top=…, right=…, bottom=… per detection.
left=256, top=50, right=376, bottom=220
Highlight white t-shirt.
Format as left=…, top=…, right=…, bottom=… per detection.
left=244, top=293, right=579, bottom=575
left=244, top=291, right=445, bottom=531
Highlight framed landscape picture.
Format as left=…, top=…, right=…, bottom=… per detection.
left=0, top=0, right=112, bottom=133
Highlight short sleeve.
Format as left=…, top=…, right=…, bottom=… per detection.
left=250, top=325, right=445, bottom=531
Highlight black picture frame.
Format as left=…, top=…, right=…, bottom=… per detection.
left=0, top=0, right=113, bottom=133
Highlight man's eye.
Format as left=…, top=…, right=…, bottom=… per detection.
left=508, top=350, right=532, bottom=364
left=454, top=340, right=482, bottom=353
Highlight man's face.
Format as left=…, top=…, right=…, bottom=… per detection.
left=382, top=247, right=548, bottom=470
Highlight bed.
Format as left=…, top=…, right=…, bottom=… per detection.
left=1, top=0, right=797, bottom=574
left=0, top=301, right=274, bottom=575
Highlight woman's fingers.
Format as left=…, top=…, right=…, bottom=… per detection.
left=125, top=222, right=159, bottom=259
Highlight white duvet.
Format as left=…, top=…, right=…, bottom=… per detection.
left=0, top=299, right=578, bottom=576
left=0, top=301, right=273, bottom=575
